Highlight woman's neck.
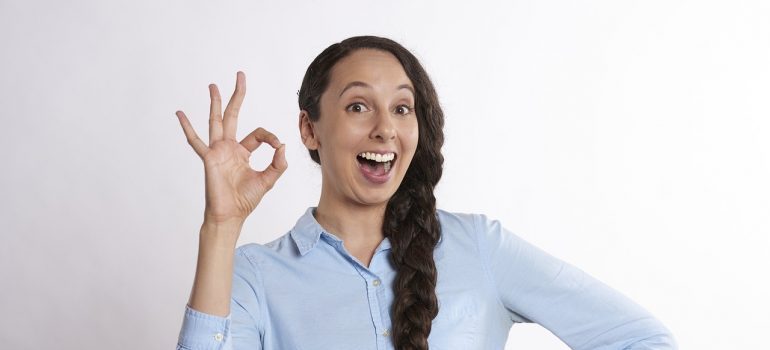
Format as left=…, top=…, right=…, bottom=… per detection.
left=314, top=195, right=386, bottom=249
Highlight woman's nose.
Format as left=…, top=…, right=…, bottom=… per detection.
left=371, top=110, right=396, bottom=141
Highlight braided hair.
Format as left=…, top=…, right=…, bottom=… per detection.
left=297, top=36, right=445, bottom=350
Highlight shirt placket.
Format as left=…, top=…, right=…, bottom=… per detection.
left=361, top=270, right=391, bottom=350
left=327, top=237, right=393, bottom=350
left=364, top=245, right=395, bottom=350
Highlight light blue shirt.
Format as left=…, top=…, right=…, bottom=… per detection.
left=177, top=207, right=677, bottom=349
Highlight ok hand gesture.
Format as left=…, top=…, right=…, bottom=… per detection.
left=175, top=71, right=288, bottom=226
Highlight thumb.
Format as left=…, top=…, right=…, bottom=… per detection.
left=262, top=143, right=288, bottom=184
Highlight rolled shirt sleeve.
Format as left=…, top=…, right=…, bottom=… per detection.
left=474, top=213, right=678, bottom=349
left=177, top=305, right=231, bottom=350
left=177, top=248, right=263, bottom=350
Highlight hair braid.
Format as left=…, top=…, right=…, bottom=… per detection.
left=385, top=107, right=444, bottom=349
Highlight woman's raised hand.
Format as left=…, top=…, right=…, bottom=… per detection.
left=175, top=71, right=288, bottom=226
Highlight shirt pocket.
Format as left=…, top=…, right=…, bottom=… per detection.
left=428, top=295, right=482, bottom=349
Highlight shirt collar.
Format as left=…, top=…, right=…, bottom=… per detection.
left=290, top=206, right=441, bottom=256
left=289, top=207, right=325, bottom=256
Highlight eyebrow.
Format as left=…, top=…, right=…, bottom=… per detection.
left=338, top=81, right=415, bottom=98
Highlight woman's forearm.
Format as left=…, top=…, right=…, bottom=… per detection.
left=186, top=219, right=243, bottom=317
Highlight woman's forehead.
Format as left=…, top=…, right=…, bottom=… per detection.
left=328, top=49, right=414, bottom=98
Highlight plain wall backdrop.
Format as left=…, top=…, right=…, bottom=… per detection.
left=1, top=0, right=768, bottom=349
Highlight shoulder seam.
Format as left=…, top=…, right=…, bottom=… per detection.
left=472, top=214, right=510, bottom=319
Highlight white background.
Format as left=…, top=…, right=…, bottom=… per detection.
left=1, top=0, right=768, bottom=349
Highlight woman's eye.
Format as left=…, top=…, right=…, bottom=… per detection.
left=346, top=102, right=369, bottom=113
left=395, top=104, right=413, bottom=115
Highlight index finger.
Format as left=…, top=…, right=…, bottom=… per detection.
left=239, top=127, right=281, bottom=153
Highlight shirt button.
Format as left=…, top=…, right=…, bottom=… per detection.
left=382, top=328, right=390, bottom=337
left=214, top=332, right=224, bottom=341
left=372, top=279, right=381, bottom=287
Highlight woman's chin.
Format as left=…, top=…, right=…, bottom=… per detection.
left=352, top=188, right=396, bottom=206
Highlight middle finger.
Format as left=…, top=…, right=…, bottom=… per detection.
left=223, top=71, right=246, bottom=141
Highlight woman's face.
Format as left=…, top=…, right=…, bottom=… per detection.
left=300, top=48, right=419, bottom=208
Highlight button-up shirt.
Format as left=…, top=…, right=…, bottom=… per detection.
left=177, top=207, right=677, bottom=349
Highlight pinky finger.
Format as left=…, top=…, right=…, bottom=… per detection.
left=176, top=111, right=209, bottom=158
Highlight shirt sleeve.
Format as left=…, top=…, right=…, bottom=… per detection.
left=474, top=213, right=678, bottom=350
left=176, top=247, right=264, bottom=350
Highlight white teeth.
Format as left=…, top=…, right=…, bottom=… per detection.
left=357, top=152, right=395, bottom=162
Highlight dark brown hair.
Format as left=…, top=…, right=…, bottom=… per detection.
left=297, top=36, right=445, bottom=349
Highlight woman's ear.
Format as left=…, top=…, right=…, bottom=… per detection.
left=298, top=110, right=319, bottom=151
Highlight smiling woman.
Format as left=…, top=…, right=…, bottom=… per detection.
left=174, top=36, right=678, bottom=350
left=297, top=43, right=441, bottom=349
left=298, top=47, right=423, bottom=215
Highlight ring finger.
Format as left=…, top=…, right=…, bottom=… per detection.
left=208, top=83, right=223, bottom=144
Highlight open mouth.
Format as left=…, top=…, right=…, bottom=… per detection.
left=356, top=152, right=397, bottom=180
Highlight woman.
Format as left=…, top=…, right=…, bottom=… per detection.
left=174, top=36, right=677, bottom=350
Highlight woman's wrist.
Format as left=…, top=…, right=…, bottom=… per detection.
left=199, top=219, right=243, bottom=248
